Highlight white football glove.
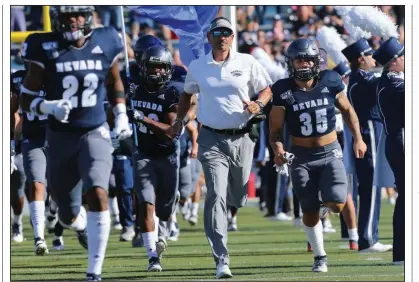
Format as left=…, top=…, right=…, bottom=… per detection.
left=34, top=98, right=73, bottom=122
left=112, top=104, right=132, bottom=140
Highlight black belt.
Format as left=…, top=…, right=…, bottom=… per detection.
left=202, top=125, right=250, bottom=135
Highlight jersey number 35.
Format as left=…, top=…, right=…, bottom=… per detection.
left=299, top=109, right=328, bottom=136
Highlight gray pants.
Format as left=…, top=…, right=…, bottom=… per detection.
left=178, top=157, right=192, bottom=200
left=22, top=138, right=47, bottom=185
left=190, top=158, right=202, bottom=185
left=134, top=149, right=179, bottom=222
left=197, top=127, right=255, bottom=265
left=291, top=140, right=347, bottom=213
left=46, top=124, right=113, bottom=225
left=11, top=153, right=26, bottom=198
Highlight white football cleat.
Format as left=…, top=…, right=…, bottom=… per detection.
left=312, top=256, right=328, bottom=272
left=148, top=257, right=162, bottom=272
left=359, top=242, right=393, bottom=253
left=271, top=212, right=292, bottom=221
left=34, top=238, right=49, bottom=256
left=11, top=223, right=24, bottom=243
left=113, top=221, right=123, bottom=231
left=120, top=226, right=135, bottom=242
left=393, top=261, right=404, bottom=266
left=188, top=214, right=198, bottom=226
left=52, top=236, right=64, bottom=251
left=216, top=263, right=233, bottom=279
left=168, top=223, right=180, bottom=242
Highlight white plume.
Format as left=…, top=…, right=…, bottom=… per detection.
left=338, top=7, right=372, bottom=41
left=335, top=6, right=354, bottom=17
left=316, top=26, right=348, bottom=65
left=348, top=6, right=399, bottom=39
left=343, top=20, right=372, bottom=41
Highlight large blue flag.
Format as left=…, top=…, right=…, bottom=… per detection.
left=128, top=6, right=219, bottom=67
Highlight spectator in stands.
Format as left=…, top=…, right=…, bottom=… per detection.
left=379, top=6, right=397, bottom=23
left=272, top=15, right=285, bottom=42
left=317, top=6, right=345, bottom=34
left=11, top=6, right=26, bottom=32
left=27, top=6, right=43, bottom=30
left=291, top=6, right=319, bottom=38
left=236, top=7, right=247, bottom=32
left=96, top=6, right=122, bottom=31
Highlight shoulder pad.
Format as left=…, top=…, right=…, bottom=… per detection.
left=172, top=65, right=187, bottom=83
left=320, top=70, right=342, bottom=87
left=271, top=77, right=292, bottom=94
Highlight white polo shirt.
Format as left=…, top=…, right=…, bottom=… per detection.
left=184, top=48, right=272, bottom=129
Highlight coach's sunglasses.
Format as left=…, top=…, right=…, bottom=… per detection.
left=211, top=30, right=232, bottom=37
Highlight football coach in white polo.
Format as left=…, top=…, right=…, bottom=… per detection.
left=171, top=16, right=273, bottom=279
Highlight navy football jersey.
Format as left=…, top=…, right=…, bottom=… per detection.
left=130, top=80, right=181, bottom=157
left=22, top=26, right=123, bottom=131
left=377, top=72, right=405, bottom=136
left=347, top=69, right=381, bottom=134
left=272, top=70, right=345, bottom=138
left=11, top=70, right=47, bottom=140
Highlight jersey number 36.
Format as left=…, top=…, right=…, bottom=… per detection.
left=299, top=109, right=328, bottom=136
left=62, top=73, right=98, bottom=108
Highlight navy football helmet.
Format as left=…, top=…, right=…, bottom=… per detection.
left=286, top=38, right=321, bottom=81
left=140, top=46, right=173, bottom=86
left=50, top=6, right=95, bottom=41
left=134, top=35, right=164, bottom=66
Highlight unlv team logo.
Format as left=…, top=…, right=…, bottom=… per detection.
left=280, top=90, right=295, bottom=104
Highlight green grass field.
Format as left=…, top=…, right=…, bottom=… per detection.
left=11, top=200, right=403, bottom=281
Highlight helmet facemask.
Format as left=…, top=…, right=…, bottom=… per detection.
left=287, top=55, right=320, bottom=81
left=51, top=6, right=94, bottom=41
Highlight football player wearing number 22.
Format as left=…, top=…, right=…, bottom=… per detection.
left=19, top=6, right=132, bottom=281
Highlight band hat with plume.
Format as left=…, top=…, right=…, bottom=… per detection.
left=316, top=26, right=348, bottom=65
left=347, top=6, right=399, bottom=40
left=335, top=6, right=372, bottom=42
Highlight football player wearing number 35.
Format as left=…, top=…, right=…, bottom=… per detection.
left=19, top=6, right=132, bottom=281
left=269, top=38, right=367, bottom=273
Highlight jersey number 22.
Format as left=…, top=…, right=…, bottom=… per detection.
left=63, top=73, right=98, bottom=108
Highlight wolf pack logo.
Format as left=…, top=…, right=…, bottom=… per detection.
left=129, top=83, right=139, bottom=95
left=332, top=148, right=343, bottom=159
left=280, top=90, right=295, bottom=104
left=231, top=70, right=243, bottom=77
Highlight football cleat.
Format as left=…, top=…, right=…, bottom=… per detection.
left=52, top=236, right=64, bottom=251
left=11, top=223, right=24, bottom=243
left=148, top=257, right=162, bottom=272
left=312, top=256, right=328, bottom=272
left=34, top=237, right=49, bottom=256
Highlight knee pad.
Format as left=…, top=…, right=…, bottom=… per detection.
left=58, top=205, right=86, bottom=231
